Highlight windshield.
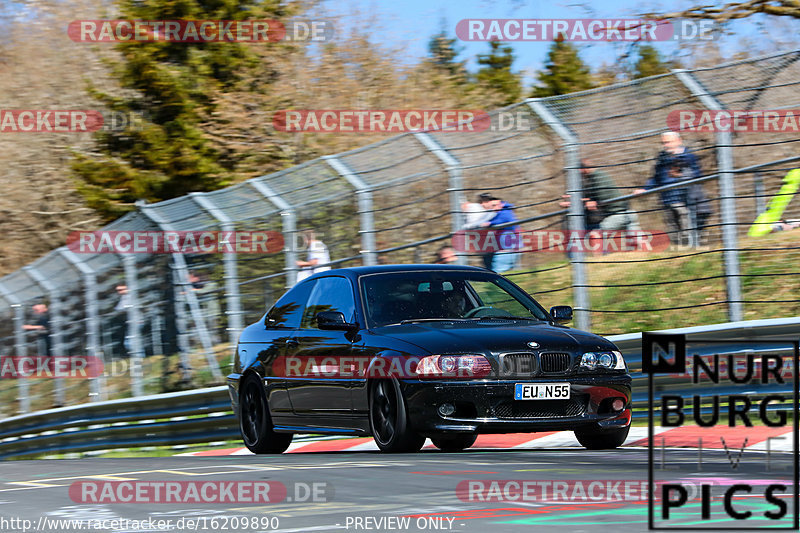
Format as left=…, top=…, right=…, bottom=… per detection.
left=360, top=270, right=550, bottom=327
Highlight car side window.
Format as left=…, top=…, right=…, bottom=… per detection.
left=266, top=280, right=316, bottom=328
left=300, top=277, right=356, bottom=329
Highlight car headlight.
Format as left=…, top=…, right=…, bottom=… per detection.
left=416, top=354, right=491, bottom=378
left=580, top=351, right=626, bottom=371
left=580, top=352, right=597, bottom=370
left=611, top=350, right=626, bottom=370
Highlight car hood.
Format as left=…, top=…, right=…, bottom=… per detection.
left=372, top=320, right=616, bottom=355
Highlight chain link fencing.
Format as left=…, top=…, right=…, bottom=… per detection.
left=1, top=49, right=799, bottom=414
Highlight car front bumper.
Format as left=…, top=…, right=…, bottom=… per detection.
left=401, top=376, right=632, bottom=437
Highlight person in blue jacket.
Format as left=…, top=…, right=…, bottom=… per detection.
left=479, top=195, right=520, bottom=273
left=635, top=132, right=711, bottom=246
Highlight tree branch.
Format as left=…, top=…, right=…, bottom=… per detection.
left=644, top=0, right=800, bottom=21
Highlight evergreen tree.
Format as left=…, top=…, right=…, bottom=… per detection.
left=427, top=25, right=465, bottom=79
left=531, top=36, right=593, bottom=97
left=474, top=41, right=522, bottom=106
left=633, top=45, right=672, bottom=79
left=73, top=0, right=288, bottom=221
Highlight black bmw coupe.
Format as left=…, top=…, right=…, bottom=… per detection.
left=228, top=264, right=631, bottom=453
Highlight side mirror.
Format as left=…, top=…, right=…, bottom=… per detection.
left=316, top=311, right=358, bottom=331
left=549, top=305, right=573, bottom=324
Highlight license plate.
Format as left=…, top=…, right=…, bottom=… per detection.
left=514, top=383, right=570, bottom=400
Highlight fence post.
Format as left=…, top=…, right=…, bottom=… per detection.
left=413, top=132, right=466, bottom=265
left=121, top=254, right=146, bottom=396
left=190, top=193, right=244, bottom=361
left=171, top=263, right=193, bottom=375
left=324, top=156, right=378, bottom=266
left=673, top=70, right=743, bottom=322
left=23, top=266, right=66, bottom=407
left=248, top=180, right=298, bottom=287
left=59, top=248, right=105, bottom=401
left=528, top=98, right=591, bottom=331
left=0, top=282, right=31, bottom=413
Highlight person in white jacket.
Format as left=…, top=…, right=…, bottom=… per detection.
left=296, top=230, right=331, bottom=283
left=461, top=193, right=497, bottom=229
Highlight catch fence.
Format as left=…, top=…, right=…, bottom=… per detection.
left=1, top=49, right=799, bottom=414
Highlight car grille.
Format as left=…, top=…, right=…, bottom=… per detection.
left=539, top=352, right=572, bottom=373
left=499, top=352, right=536, bottom=377
left=494, top=396, right=587, bottom=418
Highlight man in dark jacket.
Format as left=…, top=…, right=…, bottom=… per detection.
left=579, top=159, right=640, bottom=231
left=635, top=132, right=711, bottom=246
left=23, top=303, right=51, bottom=356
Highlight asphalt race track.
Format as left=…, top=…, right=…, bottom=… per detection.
left=0, top=446, right=795, bottom=532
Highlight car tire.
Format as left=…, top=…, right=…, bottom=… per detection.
left=431, top=434, right=477, bottom=452
left=239, top=374, right=293, bottom=454
left=369, top=378, right=425, bottom=453
left=574, top=425, right=630, bottom=450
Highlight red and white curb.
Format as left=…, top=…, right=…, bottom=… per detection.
left=177, top=426, right=793, bottom=456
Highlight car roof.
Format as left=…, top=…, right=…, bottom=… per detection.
left=304, top=263, right=489, bottom=282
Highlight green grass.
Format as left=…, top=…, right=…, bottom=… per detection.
left=510, top=229, right=800, bottom=336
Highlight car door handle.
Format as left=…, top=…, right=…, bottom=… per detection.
left=285, top=338, right=299, bottom=346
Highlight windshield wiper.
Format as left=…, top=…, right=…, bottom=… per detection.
left=398, top=318, right=465, bottom=325
left=382, top=316, right=544, bottom=326
left=474, top=315, right=544, bottom=321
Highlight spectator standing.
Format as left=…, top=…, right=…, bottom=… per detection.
left=480, top=196, right=520, bottom=273
left=296, top=230, right=331, bottom=283
left=635, top=132, right=710, bottom=246
left=460, top=193, right=498, bottom=268
left=671, top=154, right=713, bottom=243
left=22, top=303, right=51, bottom=357
left=578, top=159, right=640, bottom=231
left=114, top=284, right=142, bottom=357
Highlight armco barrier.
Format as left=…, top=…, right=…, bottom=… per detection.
left=0, top=317, right=798, bottom=459
left=0, top=386, right=236, bottom=459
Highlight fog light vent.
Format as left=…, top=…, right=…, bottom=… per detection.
left=438, top=403, right=455, bottom=416
left=612, top=398, right=625, bottom=411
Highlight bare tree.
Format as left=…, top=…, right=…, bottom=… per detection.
left=645, top=1, right=800, bottom=21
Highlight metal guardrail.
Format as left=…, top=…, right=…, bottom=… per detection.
left=0, top=317, right=798, bottom=459
left=0, top=386, right=236, bottom=459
